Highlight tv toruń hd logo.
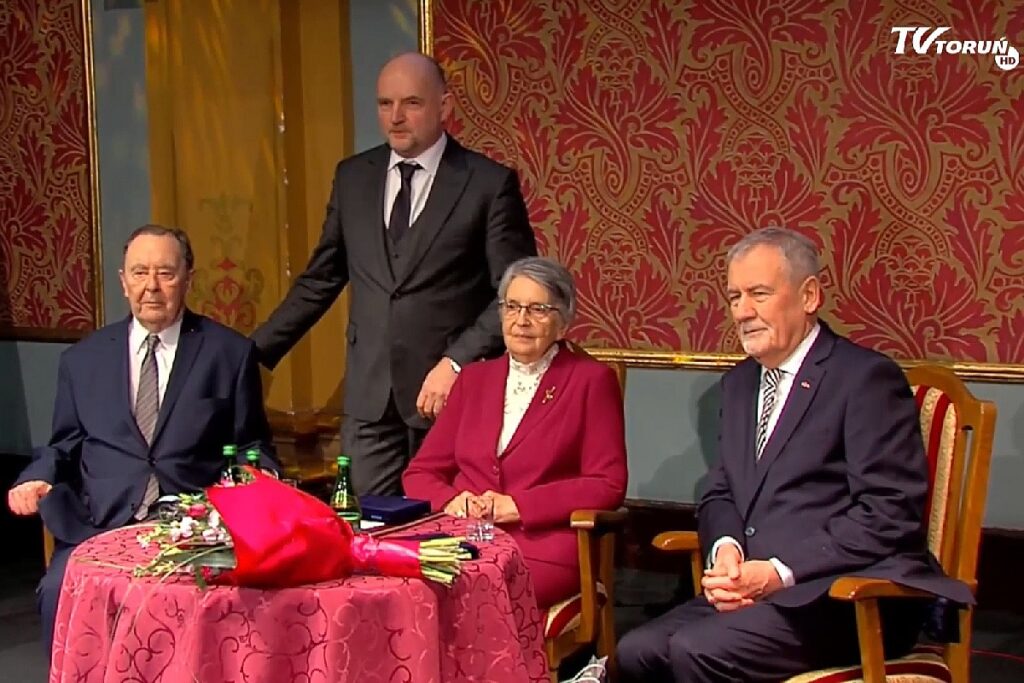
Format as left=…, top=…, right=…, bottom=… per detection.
left=891, top=26, right=1019, bottom=71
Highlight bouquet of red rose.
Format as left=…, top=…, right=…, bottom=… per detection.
left=135, top=468, right=468, bottom=588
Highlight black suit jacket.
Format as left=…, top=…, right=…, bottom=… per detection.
left=16, top=310, right=277, bottom=546
left=251, top=137, right=537, bottom=428
left=698, top=322, right=972, bottom=607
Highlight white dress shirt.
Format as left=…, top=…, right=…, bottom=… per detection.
left=383, top=132, right=448, bottom=229
left=128, top=316, right=183, bottom=407
left=497, top=344, right=559, bottom=454
left=754, top=323, right=821, bottom=452
left=710, top=323, right=821, bottom=588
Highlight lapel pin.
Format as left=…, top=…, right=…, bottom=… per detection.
left=542, top=387, right=556, bottom=404
left=800, top=380, right=811, bottom=389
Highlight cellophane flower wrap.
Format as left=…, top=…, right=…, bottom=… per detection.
left=135, top=468, right=468, bottom=587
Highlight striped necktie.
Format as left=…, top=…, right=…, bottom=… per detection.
left=134, top=334, right=160, bottom=519
left=755, top=368, right=782, bottom=459
left=135, top=334, right=160, bottom=443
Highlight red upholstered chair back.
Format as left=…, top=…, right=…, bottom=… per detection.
left=906, top=366, right=995, bottom=584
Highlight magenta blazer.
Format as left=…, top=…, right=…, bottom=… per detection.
left=403, top=345, right=628, bottom=607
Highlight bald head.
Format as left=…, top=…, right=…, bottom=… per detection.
left=381, top=52, right=447, bottom=90
left=377, top=52, right=452, bottom=157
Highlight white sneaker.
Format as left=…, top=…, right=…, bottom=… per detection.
left=562, top=655, right=607, bottom=683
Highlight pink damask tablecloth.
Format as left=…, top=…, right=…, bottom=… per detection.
left=49, top=515, right=548, bottom=682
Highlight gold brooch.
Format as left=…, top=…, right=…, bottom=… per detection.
left=541, top=387, right=556, bottom=404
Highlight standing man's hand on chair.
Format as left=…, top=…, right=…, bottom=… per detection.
left=7, top=480, right=53, bottom=516
left=416, top=358, right=459, bottom=419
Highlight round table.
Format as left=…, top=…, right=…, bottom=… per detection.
left=50, top=515, right=548, bottom=682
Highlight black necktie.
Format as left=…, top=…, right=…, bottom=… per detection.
left=389, top=162, right=421, bottom=243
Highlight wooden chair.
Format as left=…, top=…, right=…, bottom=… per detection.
left=652, top=365, right=996, bottom=683
left=43, top=526, right=55, bottom=567
left=542, top=342, right=627, bottom=682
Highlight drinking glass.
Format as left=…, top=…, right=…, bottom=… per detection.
left=465, top=496, right=495, bottom=542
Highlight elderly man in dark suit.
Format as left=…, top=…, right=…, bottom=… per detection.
left=616, top=227, right=971, bottom=682
left=7, top=225, right=277, bottom=652
left=251, top=52, right=536, bottom=496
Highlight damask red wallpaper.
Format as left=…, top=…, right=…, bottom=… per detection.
left=428, top=0, right=1024, bottom=369
left=0, top=0, right=99, bottom=340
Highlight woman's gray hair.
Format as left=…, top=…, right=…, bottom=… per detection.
left=726, top=226, right=820, bottom=282
left=497, top=256, right=577, bottom=325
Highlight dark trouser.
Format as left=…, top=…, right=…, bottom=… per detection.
left=38, top=541, right=76, bottom=656
left=617, top=594, right=926, bottom=683
left=343, top=394, right=428, bottom=496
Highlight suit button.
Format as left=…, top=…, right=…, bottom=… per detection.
left=492, top=465, right=499, bottom=475
left=744, top=526, right=756, bottom=537
left=147, top=457, right=155, bottom=465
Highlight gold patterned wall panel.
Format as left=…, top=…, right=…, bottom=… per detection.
left=145, top=0, right=351, bottom=411
left=277, top=0, right=352, bottom=412
left=424, top=0, right=1024, bottom=379
left=0, top=0, right=101, bottom=341
left=145, top=0, right=280, bottom=335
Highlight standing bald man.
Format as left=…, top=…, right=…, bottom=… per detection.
left=252, top=52, right=536, bottom=496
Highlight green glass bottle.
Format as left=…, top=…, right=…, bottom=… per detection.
left=218, top=444, right=238, bottom=486
left=245, top=448, right=260, bottom=470
left=330, top=455, right=361, bottom=527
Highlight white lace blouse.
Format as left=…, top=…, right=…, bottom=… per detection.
left=497, top=344, right=560, bottom=454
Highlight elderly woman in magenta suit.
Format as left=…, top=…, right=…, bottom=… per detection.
left=402, top=256, right=628, bottom=609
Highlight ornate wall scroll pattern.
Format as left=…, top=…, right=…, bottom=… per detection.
left=0, top=0, right=98, bottom=338
left=189, top=194, right=264, bottom=334
left=430, top=0, right=1024, bottom=365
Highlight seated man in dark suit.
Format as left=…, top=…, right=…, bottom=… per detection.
left=617, top=227, right=971, bottom=682
left=6, top=225, right=278, bottom=652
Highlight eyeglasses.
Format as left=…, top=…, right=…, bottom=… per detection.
left=498, top=300, right=559, bottom=320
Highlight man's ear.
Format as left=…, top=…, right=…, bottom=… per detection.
left=801, top=276, right=822, bottom=314
left=440, top=90, right=454, bottom=122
